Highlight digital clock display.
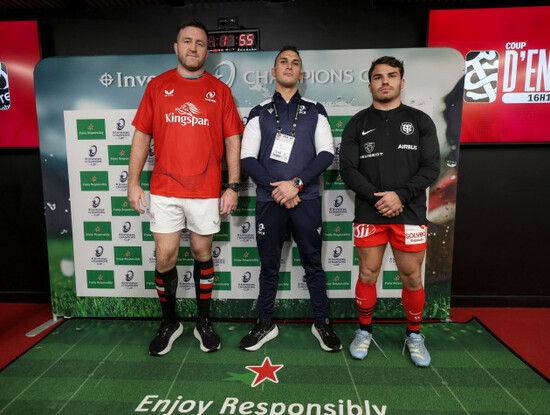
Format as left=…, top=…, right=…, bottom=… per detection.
left=208, top=29, right=260, bottom=52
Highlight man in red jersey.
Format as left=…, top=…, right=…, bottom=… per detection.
left=128, top=19, right=243, bottom=356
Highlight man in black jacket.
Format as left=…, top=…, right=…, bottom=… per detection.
left=340, top=56, right=440, bottom=367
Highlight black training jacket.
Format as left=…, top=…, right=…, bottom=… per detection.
left=340, top=104, right=440, bottom=225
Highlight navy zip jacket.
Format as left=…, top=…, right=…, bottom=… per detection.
left=241, top=91, right=334, bottom=202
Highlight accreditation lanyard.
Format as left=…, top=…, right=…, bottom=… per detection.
left=269, top=98, right=301, bottom=163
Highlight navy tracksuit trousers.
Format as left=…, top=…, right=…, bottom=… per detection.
left=255, top=197, right=329, bottom=321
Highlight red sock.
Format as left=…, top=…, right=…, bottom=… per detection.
left=355, top=280, right=377, bottom=327
left=402, top=285, right=425, bottom=332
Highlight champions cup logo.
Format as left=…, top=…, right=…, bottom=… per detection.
left=334, top=195, right=344, bottom=208
left=464, top=51, right=499, bottom=103
left=242, top=222, right=251, bottom=233
left=400, top=122, right=414, bottom=135
left=122, top=222, right=132, bottom=233
left=354, top=224, right=376, bottom=238
left=88, top=145, right=98, bottom=157
left=242, top=272, right=252, bottom=283
left=364, top=142, right=375, bottom=153
left=92, top=196, right=101, bottom=208
left=212, top=247, right=221, bottom=258
left=166, top=103, right=210, bottom=127
left=212, top=60, right=236, bottom=88
left=119, top=171, right=129, bottom=183
left=95, top=246, right=104, bottom=257
left=333, top=246, right=343, bottom=258
left=335, top=142, right=341, bottom=156
left=183, top=271, right=193, bottom=282
left=0, top=62, right=10, bottom=110
left=116, top=118, right=125, bottom=130
left=125, top=270, right=134, bottom=282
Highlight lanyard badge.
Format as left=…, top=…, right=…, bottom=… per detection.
left=269, top=98, right=300, bottom=163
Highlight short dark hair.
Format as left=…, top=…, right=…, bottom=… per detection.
left=274, top=45, right=301, bottom=66
left=368, top=56, right=404, bottom=82
left=176, top=19, right=208, bottom=40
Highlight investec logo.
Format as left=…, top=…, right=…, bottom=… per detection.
left=166, top=103, right=210, bottom=127
left=99, top=72, right=155, bottom=88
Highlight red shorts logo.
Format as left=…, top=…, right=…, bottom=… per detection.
left=354, top=224, right=376, bottom=238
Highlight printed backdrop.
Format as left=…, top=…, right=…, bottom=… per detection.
left=36, top=48, right=463, bottom=319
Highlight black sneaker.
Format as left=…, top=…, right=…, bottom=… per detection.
left=311, top=318, right=342, bottom=352
left=149, top=321, right=183, bottom=356
left=239, top=319, right=279, bottom=351
left=193, top=318, right=221, bottom=352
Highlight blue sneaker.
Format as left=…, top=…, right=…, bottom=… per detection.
left=349, top=329, right=372, bottom=360
left=403, top=333, right=431, bottom=367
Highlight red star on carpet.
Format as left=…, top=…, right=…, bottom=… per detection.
left=245, top=356, right=284, bottom=387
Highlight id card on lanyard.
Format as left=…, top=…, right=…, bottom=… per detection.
left=269, top=97, right=300, bottom=164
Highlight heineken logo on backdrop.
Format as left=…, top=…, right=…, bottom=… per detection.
left=77, top=119, right=106, bottom=139
left=383, top=270, right=402, bottom=289
left=213, top=222, right=231, bottom=242
left=108, top=145, right=131, bottom=165
left=177, top=247, right=194, bottom=266
left=326, top=271, right=352, bottom=290
left=233, top=196, right=256, bottom=216
left=80, top=171, right=109, bottom=191
left=86, top=270, right=114, bottom=289
left=141, top=222, right=153, bottom=241
left=323, top=170, right=348, bottom=190
left=277, top=271, right=291, bottom=291
left=213, top=272, right=231, bottom=291
left=323, top=222, right=353, bottom=241
left=112, top=196, right=139, bottom=216
left=232, top=247, right=260, bottom=266
left=83, top=221, right=112, bottom=240
left=114, top=246, right=142, bottom=265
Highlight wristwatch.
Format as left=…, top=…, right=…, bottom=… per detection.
left=227, top=183, right=240, bottom=193
left=292, top=177, right=303, bottom=192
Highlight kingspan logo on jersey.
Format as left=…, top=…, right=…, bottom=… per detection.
left=165, top=103, right=210, bottom=127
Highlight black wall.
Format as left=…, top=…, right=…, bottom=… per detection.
left=1, top=1, right=548, bottom=306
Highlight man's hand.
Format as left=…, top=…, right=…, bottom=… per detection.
left=374, top=191, right=403, bottom=218
left=270, top=180, right=299, bottom=205
left=220, top=188, right=238, bottom=215
left=284, top=195, right=301, bottom=209
left=128, top=183, right=147, bottom=214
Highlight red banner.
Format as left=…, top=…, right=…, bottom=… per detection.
left=0, top=21, right=41, bottom=147
left=429, top=7, right=550, bottom=143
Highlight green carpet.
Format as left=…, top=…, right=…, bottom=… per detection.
left=0, top=319, right=547, bottom=414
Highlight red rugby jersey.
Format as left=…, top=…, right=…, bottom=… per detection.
left=133, top=69, right=243, bottom=198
